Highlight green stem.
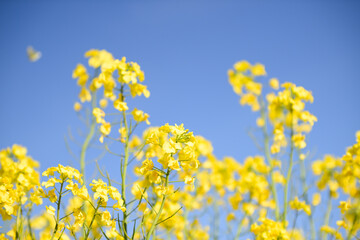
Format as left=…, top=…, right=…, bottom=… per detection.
left=50, top=181, right=64, bottom=240
left=259, top=97, right=279, bottom=220
left=321, top=193, right=332, bottom=240
left=183, top=209, right=189, bottom=239
left=27, top=206, right=36, bottom=240
left=283, top=116, right=294, bottom=226
left=121, top=85, right=130, bottom=240
left=299, top=156, right=316, bottom=240
left=145, top=169, right=170, bottom=240
left=84, top=201, right=101, bottom=240
left=213, top=203, right=219, bottom=240
left=15, top=202, right=22, bottom=240
left=235, top=216, right=246, bottom=239
left=80, top=91, right=97, bottom=183
left=346, top=214, right=358, bottom=240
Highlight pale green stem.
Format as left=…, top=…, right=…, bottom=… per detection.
left=283, top=116, right=294, bottom=226
left=259, top=97, right=280, bottom=220
left=121, top=85, right=130, bottom=240
left=84, top=201, right=101, bottom=240
left=321, top=193, right=332, bottom=240
left=346, top=214, right=358, bottom=240
left=183, top=209, right=189, bottom=239
left=50, top=181, right=64, bottom=240
left=213, top=203, right=219, bottom=240
left=299, top=157, right=316, bottom=240
left=145, top=169, right=170, bottom=240
left=15, top=202, right=22, bottom=240
left=235, top=216, right=246, bottom=239
left=80, top=91, right=97, bottom=183
left=27, top=205, right=36, bottom=240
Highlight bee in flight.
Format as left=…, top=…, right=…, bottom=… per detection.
left=27, top=46, right=42, bottom=62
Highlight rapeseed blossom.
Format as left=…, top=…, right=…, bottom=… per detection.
left=1, top=53, right=359, bottom=240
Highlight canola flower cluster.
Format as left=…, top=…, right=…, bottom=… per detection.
left=0, top=52, right=359, bottom=240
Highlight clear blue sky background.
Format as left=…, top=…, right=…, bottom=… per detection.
left=0, top=0, right=359, bottom=236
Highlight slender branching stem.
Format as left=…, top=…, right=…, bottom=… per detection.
left=145, top=169, right=170, bottom=240
left=259, top=97, right=280, bottom=220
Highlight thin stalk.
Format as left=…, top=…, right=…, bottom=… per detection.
left=299, top=156, right=316, bottom=240
left=259, top=97, right=279, bottom=220
left=15, top=203, right=22, bottom=240
left=183, top=208, right=189, bottom=238
left=283, top=113, right=294, bottom=226
left=213, top=203, right=219, bottom=240
left=80, top=91, right=97, bottom=183
left=121, top=84, right=130, bottom=240
left=235, top=216, right=246, bottom=239
left=321, top=193, right=332, bottom=240
left=84, top=202, right=101, bottom=240
left=27, top=206, right=36, bottom=240
left=145, top=169, right=170, bottom=240
left=346, top=214, right=358, bottom=240
left=50, top=181, right=65, bottom=240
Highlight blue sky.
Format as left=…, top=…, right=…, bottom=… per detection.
left=1, top=0, right=359, bottom=168
left=0, top=0, right=359, bottom=236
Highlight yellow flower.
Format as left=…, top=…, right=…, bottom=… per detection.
left=289, top=197, right=311, bottom=215
left=256, top=117, right=265, bottom=127
left=251, top=218, right=289, bottom=240
left=184, top=175, right=195, bottom=185
left=273, top=171, right=285, bottom=185
left=27, top=46, right=41, bottom=62
left=312, top=193, right=321, bottom=206
left=114, top=99, right=128, bottom=112
left=99, top=98, right=108, bottom=108
left=131, top=108, right=150, bottom=125
left=73, top=64, right=89, bottom=87
left=139, top=159, right=154, bottom=175
left=73, top=102, right=82, bottom=112
left=93, top=108, right=105, bottom=124
left=226, top=213, right=236, bottom=222
left=269, top=78, right=279, bottom=90
left=79, top=87, right=91, bottom=102
left=46, top=206, right=55, bottom=216
left=320, top=226, right=343, bottom=240
left=99, top=122, right=111, bottom=143
left=129, top=83, right=150, bottom=98
left=251, top=63, right=266, bottom=76
left=338, top=201, right=350, bottom=214
left=12, top=144, right=27, bottom=158
left=100, top=122, right=111, bottom=136
left=234, top=60, right=251, bottom=72
left=292, top=134, right=306, bottom=149
left=240, top=93, right=260, bottom=111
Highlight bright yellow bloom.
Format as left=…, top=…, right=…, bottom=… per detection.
left=226, top=213, right=236, bottom=222
left=129, top=83, right=150, bottom=98
left=131, top=108, right=150, bottom=125
left=234, top=60, right=251, bottom=72
left=251, top=218, right=290, bottom=240
left=312, top=193, right=321, bottom=206
left=46, top=206, right=55, bottom=216
left=72, top=64, right=89, bottom=87
left=27, top=46, right=42, bottom=62
left=79, top=87, right=91, bottom=102
left=93, top=108, right=105, bottom=123
left=251, top=63, right=266, bottom=76
left=73, top=102, right=82, bottom=112
left=289, top=197, right=311, bottom=215
left=139, top=159, right=154, bottom=175
left=269, top=78, right=279, bottom=90
left=99, top=98, right=108, bottom=108
left=113, top=99, right=128, bottom=112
